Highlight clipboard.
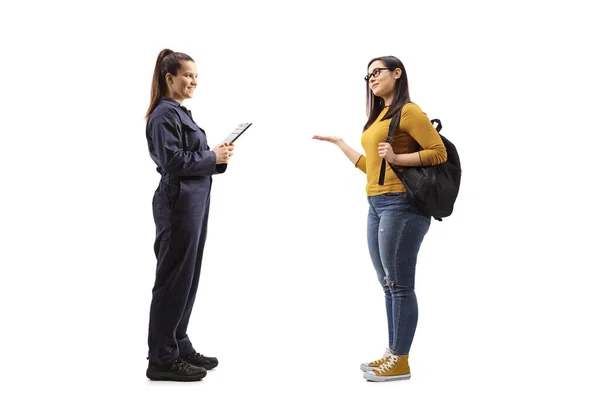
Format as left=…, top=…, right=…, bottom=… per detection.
left=218, top=123, right=252, bottom=145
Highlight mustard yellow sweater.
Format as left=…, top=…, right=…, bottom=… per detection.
left=356, top=102, right=447, bottom=196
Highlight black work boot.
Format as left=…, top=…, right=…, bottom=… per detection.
left=181, top=352, right=219, bottom=370
left=146, top=358, right=207, bottom=381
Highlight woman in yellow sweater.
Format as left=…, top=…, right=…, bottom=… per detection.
left=313, top=56, right=447, bottom=382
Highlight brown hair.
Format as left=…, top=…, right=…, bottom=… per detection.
left=145, top=49, right=194, bottom=120
left=363, top=56, right=411, bottom=131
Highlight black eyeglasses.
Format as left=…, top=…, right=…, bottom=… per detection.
left=364, top=68, right=394, bottom=82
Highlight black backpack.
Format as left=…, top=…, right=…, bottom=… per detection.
left=378, top=110, right=461, bottom=221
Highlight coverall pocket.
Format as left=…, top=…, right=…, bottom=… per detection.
left=182, top=123, right=201, bottom=151
left=167, top=182, right=183, bottom=209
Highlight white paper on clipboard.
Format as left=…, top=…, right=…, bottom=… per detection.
left=218, top=123, right=252, bottom=145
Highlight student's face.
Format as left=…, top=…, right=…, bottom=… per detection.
left=368, top=60, right=401, bottom=99
left=166, top=61, right=198, bottom=102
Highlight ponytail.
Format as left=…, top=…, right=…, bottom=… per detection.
left=145, top=49, right=194, bottom=120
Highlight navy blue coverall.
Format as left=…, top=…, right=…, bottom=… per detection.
left=146, top=97, right=226, bottom=364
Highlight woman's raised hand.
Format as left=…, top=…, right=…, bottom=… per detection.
left=312, top=135, right=344, bottom=145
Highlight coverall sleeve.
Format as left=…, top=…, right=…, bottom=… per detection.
left=215, top=164, right=227, bottom=174
left=150, top=110, right=217, bottom=176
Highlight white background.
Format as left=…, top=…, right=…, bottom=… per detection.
left=1, top=0, right=599, bottom=399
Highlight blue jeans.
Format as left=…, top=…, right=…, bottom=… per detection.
left=367, top=192, right=431, bottom=355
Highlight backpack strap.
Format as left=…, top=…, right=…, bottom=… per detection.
left=378, top=109, right=443, bottom=185
left=378, top=111, right=401, bottom=186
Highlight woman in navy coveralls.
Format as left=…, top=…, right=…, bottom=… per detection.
left=144, top=49, right=234, bottom=382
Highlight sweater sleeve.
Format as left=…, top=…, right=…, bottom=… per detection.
left=401, top=104, right=447, bottom=166
left=355, top=154, right=367, bottom=173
